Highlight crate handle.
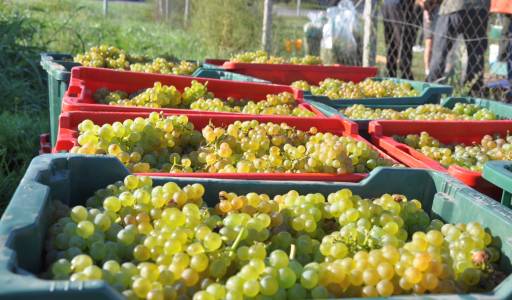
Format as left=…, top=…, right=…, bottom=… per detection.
left=483, top=161, right=512, bottom=208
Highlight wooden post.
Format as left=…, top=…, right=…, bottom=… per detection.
left=262, top=0, right=273, bottom=53
left=362, top=0, right=372, bottom=66
left=158, top=0, right=164, bottom=18
left=165, top=0, right=169, bottom=21
left=184, top=0, right=190, bottom=26
left=296, top=0, right=301, bottom=16
left=103, top=0, right=108, bottom=16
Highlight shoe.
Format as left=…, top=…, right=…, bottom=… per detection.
left=413, top=45, right=424, bottom=52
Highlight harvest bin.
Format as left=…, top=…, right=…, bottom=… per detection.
left=62, top=67, right=324, bottom=119
left=304, top=77, right=453, bottom=107
left=483, top=161, right=512, bottom=208
left=369, top=120, right=512, bottom=198
left=221, top=61, right=379, bottom=85
left=40, top=53, right=80, bottom=146
left=310, top=96, right=512, bottom=138
left=53, top=110, right=395, bottom=182
left=1, top=154, right=512, bottom=299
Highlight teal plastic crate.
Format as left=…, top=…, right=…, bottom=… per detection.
left=483, top=161, right=512, bottom=208
left=304, top=77, right=453, bottom=106
left=442, top=97, right=512, bottom=119
left=1, top=154, right=512, bottom=299
left=309, top=96, right=512, bottom=138
left=191, top=67, right=269, bottom=83
left=40, top=53, right=80, bottom=147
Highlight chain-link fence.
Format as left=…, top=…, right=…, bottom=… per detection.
left=296, top=0, right=511, bottom=98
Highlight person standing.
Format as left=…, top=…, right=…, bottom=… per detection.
left=382, top=0, right=423, bottom=79
left=426, top=0, right=490, bottom=95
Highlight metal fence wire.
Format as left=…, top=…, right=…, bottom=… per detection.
left=299, top=0, right=511, bottom=97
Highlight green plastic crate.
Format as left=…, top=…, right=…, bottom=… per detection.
left=309, top=96, right=512, bottom=138
left=304, top=77, right=453, bottom=106
left=191, top=67, right=269, bottom=83
left=40, top=53, right=80, bottom=147
left=483, top=161, right=512, bottom=208
left=1, top=154, right=512, bottom=299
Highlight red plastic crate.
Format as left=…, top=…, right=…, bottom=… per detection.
left=221, top=62, right=378, bottom=85
left=54, top=111, right=395, bottom=182
left=39, top=133, right=51, bottom=154
left=62, top=67, right=325, bottom=119
left=369, top=120, right=512, bottom=198
left=204, top=59, right=228, bottom=66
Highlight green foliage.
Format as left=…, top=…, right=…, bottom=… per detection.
left=0, top=6, right=46, bottom=112
left=190, top=0, right=263, bottom=57
left=7, top=0, right=208, bottom=59
left=0, top=111, right=48, bottom=210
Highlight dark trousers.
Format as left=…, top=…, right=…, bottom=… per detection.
left=427, top=9, right=489, bottom=95
left=382, top=2, right=421, bottom=80
left=508, top=18, right=512, bottom=98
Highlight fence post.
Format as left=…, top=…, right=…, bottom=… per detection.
left=262, top=0, right=273, bottom=53
left=103, top=0, right=108, bottom=16
left=297, top=0, right=301, bottom=16
left=362, top=0, right=372, bottom=67
left=184, top=0, right=190, bottom=26
left=165, top=0, right=169, bottom=21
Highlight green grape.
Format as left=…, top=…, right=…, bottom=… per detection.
left=43, top=175, right=505, bottom=299
left=230, top=51, right=321, bottom=65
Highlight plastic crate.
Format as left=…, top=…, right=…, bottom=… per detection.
left=62, top=67, right=324, bottom=119
left=369, top=120, right=512, bottom=198
left=53, top=110, right=398, bottom=182
left=1, top=154, right=512, bottom=299
left=221, top=61, right=378, bottom=85
left=40, top=53, right=81, bottom=146
left=305, top=77, right=453, bottom=106
left=306, top=101, right=416, bottom=139
left=310, top=96, right=512, bottom=139
left=442, top=97, right=512, bottom=119
left=483, top=161, right=512, bottom=208
left=39, top=133, right=51, bottom=154
left=203, top=58, right=228, bottom=67
left=191, top=67, right=269, bottom=83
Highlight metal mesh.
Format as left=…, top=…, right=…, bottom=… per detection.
left=290, top=1, right=512, bottom=98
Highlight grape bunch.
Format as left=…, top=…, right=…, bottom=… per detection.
left=230, top=50, right=322, bottom=65
left=292, top=78, right=419, bottom=100
left=396, top=131, right=512, bottom=171
left=342, top=103, right=497, bottom=120
left=44, top=176, right=505, bottom=300
left=93, top=82, right=315, bottom=117
left=69, top=113, right=393, bottom=174
left=130, top=58, right=198, bottom=76
left=74, top=45, right=130, bottom=70
left=74, top=45, right=198, bottom=75
left=190, top=93, right=315, bottom=117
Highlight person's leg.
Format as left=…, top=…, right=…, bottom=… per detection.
left=462, top=8, right=489, bottom=96
left=427, top=12, right=460, bottom=83
left=424, top=38, right=433, bottom=76
left=507, top=16, right=512, bottom=100
left=382, top=3, right=400, bottom=77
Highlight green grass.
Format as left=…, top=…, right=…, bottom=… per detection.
left=5, top=0, right=209, bottom=59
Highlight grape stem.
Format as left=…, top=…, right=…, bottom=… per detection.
left=289, top=244, right=296, bottom=260
left=229, top=226, right=246, bottom=255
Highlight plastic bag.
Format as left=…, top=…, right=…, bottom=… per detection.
left=320, top=0, right=362, bottom=65
left=303, top=11, right=326, bottom=56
